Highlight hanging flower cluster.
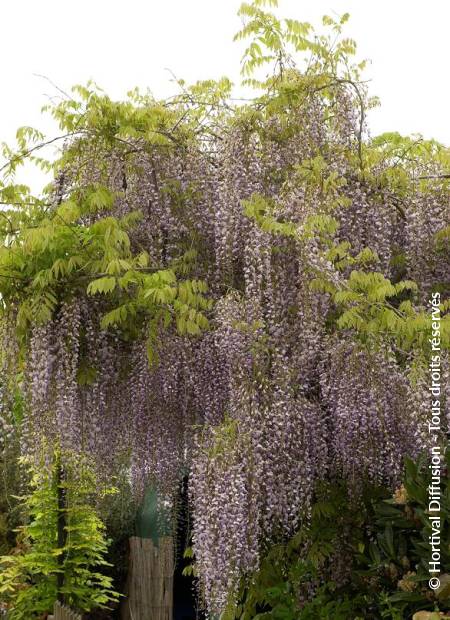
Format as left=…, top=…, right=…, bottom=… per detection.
left=319, top=339, right=424, bottom=488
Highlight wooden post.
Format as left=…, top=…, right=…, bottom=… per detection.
left=53, top=600, right=82, bottom=620
left=121, top=536, right=174, bottom=620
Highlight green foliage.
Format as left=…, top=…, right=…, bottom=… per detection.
left=366, top=133, right=450, bottom=194
left=242, top=192, right=340, bottom=240
left=228, top=480, right=377, bottom=620
left=0, top=452, right=120, bottom=618
left=0, top=82, right=214, bottom=361
left=313, top=267, right=449, bottom=352
left=1, top=0, right=447, bottom=362
left=0, top=2, right=448, bottom=617
left=244, top=186, right=449, bottom=354
left=354, top=447, right=450, bottom=617
left=232, top=4, right=449, bottom=359
left=234, top=0, right=361, bottom=88
left=230, top=449, right=450, bottom=619
left=0, top=182, right=211, bottom=351
left=0, top=444, right=20, bottom=557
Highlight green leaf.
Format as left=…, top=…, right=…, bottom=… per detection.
left=87, top=276, right=116, bottom=295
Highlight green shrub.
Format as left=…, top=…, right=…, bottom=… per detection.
left=228, top=447, right=450, bottom=619
left=0, top=451, right=120, bottom=619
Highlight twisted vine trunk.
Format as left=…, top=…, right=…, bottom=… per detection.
left=55, top=456, right=67, bottom=603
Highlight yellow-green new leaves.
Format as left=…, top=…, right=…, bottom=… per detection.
left=139, top=277, right=211, bottom=365
left=311, top=267, right=450, bottom=351
left=1, top=126, right=50, bottom=179
left=143, top=274, right=210, bottom=336
left=0, top=172, right=213, bottom=347
left=16, top=291, right=58, bottom=327
left=242, top=193, right=297, bottom=237
left=436, top=224, right=450, bottom=251
left=142, top=270, right=177, bottom=304
left=242, top=192, right=340, bottom=240
left=234, top=0, right=362, bottom=95
left=235, top=1, right=287, bottom=83
left=86, top=185, right=116, bottom=212
left=366, top=133, right=450, bottom=193
left=174, top=279, right=211, bottom=335
left=55, top=199, right=81, bottom=223
left=87, top=276, right=117, bottom=296
left=43, top=81, right=202, bottom=163
left=244, top=177, right=448, bottom=353
left=93, top=267, right=211, bottom=345
left=294, top=156, right=349, bottom=202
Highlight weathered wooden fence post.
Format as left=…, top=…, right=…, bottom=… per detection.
left=121, top=536, right=174, bottom=620
left=52, top=600, right=82, bottom=620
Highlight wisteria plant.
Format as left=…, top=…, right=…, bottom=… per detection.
left=0, top=0, right=449, bottom=615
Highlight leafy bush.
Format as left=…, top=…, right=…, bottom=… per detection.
left=0, top=451, right=120, bottom=619
left=227, top=447, right=450, bottom=619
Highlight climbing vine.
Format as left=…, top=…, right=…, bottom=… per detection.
left=0, top=0, right=449, bottom=615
